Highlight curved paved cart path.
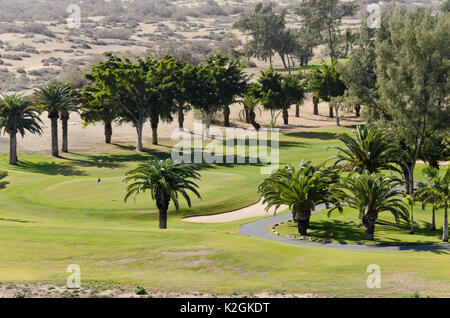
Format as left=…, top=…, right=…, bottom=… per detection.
left=239, top=203, right=450, bottom=252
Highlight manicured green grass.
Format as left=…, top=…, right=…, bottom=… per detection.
left=0, top=126, right=447, bottom=297
left=275, top=206, right=448, bottom=246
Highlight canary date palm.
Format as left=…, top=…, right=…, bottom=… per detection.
left=124, top=159, right=201, bottom=229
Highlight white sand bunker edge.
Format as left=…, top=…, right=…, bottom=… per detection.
left=183, top=199, right=288, bottom=223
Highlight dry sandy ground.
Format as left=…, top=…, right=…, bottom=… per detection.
left=0, top=282, right=316, bottom=298
left=0, top=97, right=363, bottom=155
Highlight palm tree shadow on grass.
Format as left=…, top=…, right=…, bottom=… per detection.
left=285, top=218, right=445, bottom=246
left=15, top=160, right=86, bottom=176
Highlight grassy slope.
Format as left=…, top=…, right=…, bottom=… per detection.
left=0, top=126, right=448, bottom=297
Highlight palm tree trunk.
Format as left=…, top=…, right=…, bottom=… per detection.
left=293, top=207, right=311, bottom=236
left=178, top=104, right=184, bottom=129
left=329, top=105, right=334, bottom=118
left=159, top=208, right=168, bottom=229
left=431, top=206, right=436, bottom=230
left=443, top=200, right=448, bottom=242
left=223, top=105, right=230, bottom=127
left=248, top=109, right=260, bottom=131
left=9, top=131, right=18, bottom=165
left=410, top=210, right=415, bottom=234
left=313, top=96, right=319, bottom=115
left=50, top=117, right=58, bottom=157
left=362, top=214, right=377, bottom=240
left=244, top=107, right=250, bottom=124
left=61, top=116, right=69, bottom=153
left=104, top=121, right=112, bottom=144
left=282, top=109, right=289, bottom=125
left=295, top=104, right=300, bottom=117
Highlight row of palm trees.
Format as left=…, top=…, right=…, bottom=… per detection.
left=259, top=126, right=449, bottom=242
left=0, top=82, right=76, bottom=164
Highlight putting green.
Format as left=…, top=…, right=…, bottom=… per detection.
left=22, top=171, right=249, bottom=210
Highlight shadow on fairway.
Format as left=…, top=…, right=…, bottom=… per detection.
left=16, top=160, right=86, bottom=176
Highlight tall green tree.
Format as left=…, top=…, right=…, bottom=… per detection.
left=375, top=8, right=450, bottom=194
left=296, top=0, right=358, bottom=62
left=146, top=55, right=179, bottom=145
left=77, top=85, right=118, bottom=144
left=124, top=159, right=201, bottom=229
left=86, top=53, right=176, bottom=150
left=189, top=53, right=247, bottom=133
left=258, top=67, right=285, bottom=127
left=0, top=93, right=42, bottom=165
left=233, top=3, right=289, bottom=66
left=258, top=160, right=338, bottom=235
left=308, top=61, right=346, bottom=120
left=34, top=81, right=73, bottom=157
left=281, top=74, right=306, bottom=124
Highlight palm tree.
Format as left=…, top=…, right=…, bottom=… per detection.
left=59, top=91, right=77, bottom=153
left=239, top=93, right=261, bottom=130
left=124, top=159, right=202, bottom=229
left=0, top=93, right=43, bottom=165
left=404, top=195, right=415, bottom=234
left=34, top=81, right=73, bottom=157
left=258, top=160, right=338, bottom=236
left=343, top=28, right=357, bottom=57
left=414, top=166, right=443, bottom=231
left=330, top=125, right=399, bottom=174
left=330, top=172, right=409, bottom=240
left=431, top=166, right=449, bottom=242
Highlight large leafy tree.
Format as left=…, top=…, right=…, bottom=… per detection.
left=146, top=55, right=179, bottom=145
left=375, top=8, right=450, bottom=194
left=258, top=67, right=285, bottom=127
left=0, top=93, right=43, bottom=165
left=86, top=53, right=177, bottom=150
left=34, top=81, right=73, bottom=157
left=330, top=125, right=399, bottom=174
left=330, top=173, right=409, bottom=241
left=76, top=85, right=118, bottom=144
left=258, top=67, right=305, bottom=127
left=233, top=3, right=289, bottom=67
left=281, top=74, right=306, bottom=124
left=308, top=61, right=346, bottom=120
left=189, top=53, right=247, bottom=133
left=170, top=60, right=196, bottom=130
left=124, top=159, right=201, bottom=229
left=258, top=160, right=338, bottom=235
left=296, top=0, right=358, bottom=62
